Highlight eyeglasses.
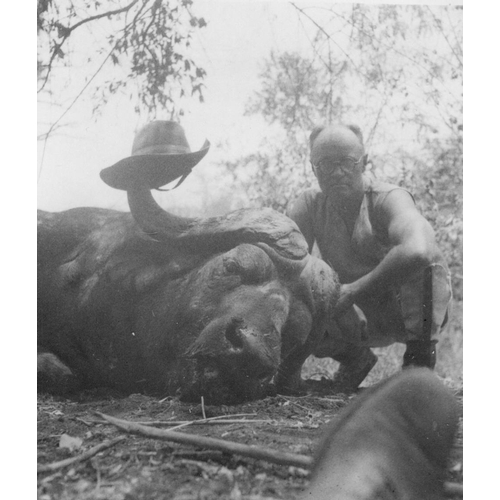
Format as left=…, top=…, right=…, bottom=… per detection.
left=314, top=156, right=364, bottom=176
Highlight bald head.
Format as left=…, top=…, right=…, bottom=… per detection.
left=310, top=125, right=365, bottom=165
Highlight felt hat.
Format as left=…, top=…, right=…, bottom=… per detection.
left=100, top=121, right=210, bottom=190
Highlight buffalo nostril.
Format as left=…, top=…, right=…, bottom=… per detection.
left=225, top=318, right=245, bottom=349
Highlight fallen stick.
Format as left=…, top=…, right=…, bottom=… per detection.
left=169, top=419, right=270, bottom=432
left=201, top=396, right=207, bottom=420
left=78, top=417, right=269, bottom=428
left=97, top=412, right=312, bottom=468
left=150, top=412, right=259, bottom=428
left=37, top=436, right=126, bottom=473
left=98, top=413, right=463, bottom=497
left=82, top=412, right=258, bottom=426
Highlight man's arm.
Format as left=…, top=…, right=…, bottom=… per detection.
left=287, top=193, right=316, bottom=253
left=334, top=189, right=440, bottom=315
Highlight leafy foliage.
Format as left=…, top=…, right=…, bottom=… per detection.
left=37, top=0, right=207, bottom=131
left=221, top=4, right=462, bottom=298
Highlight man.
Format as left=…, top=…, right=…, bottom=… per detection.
left=288, top=124, right=452, bottom=392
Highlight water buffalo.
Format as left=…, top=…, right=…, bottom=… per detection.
left=302, top=368, right=459, bottom=500
left=38, top=184, right=339, bottom=404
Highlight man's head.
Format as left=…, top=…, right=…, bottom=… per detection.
left=310, top=124, right=367, bottom=196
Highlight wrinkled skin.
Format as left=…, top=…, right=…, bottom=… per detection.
left=38, top=208, right=339, bottom=404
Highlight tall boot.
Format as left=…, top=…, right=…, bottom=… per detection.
left=403, top=266, right=437, bottom=369
left=403, top=340, right=437, bottom=369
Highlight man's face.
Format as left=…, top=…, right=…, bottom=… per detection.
left=311, top=128, right=365, bottom=196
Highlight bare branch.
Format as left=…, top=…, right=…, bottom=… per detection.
left=98, top=412, right=313, bottom=468
left=67, top=0, right=140, bottom=33
left=97, top=412, right=463, bottom=497
left=38, top=41, right=118, bottom=182
left=445, top=8, right=463, bottom=58
left=38, top=0, right=140, bottom=93
left=37, top=436, right=125, bottom=473
left=290, top=2, right=373, bottom=83
left=425, top=6, right=463, bottom=68
left=325, top=6, right=460, bottom=102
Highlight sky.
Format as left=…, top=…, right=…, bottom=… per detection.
left=37, top=0, right=464, bottom=215
left=37, top=1, right=322, bottom=213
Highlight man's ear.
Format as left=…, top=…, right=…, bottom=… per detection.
left=361, top=154, right=369, bottom=172
left=310, top=160, right=317, bottom=178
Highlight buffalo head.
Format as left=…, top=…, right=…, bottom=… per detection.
left=122, top=185, right=339, bottom=404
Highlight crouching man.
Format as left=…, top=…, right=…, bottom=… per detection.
left=288, top=124, right=452, bottom=392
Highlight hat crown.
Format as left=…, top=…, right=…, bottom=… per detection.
left=131, top=121, right=191, bottom=156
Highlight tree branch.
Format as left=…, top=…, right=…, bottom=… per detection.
left=327, top=6, right=460, bottom=102
left=38, top=41, right=118, bottom=182
left=67, top=0, right=140, bottom=33
left=425, top=6, right=463, bottom=68
left=37, top=436, right=125, bottom=473
left=290, top=2, right=373, bottom=84
left=38, top=0, right=141, bottom=93
left=98, top=412, right=313, bottom=468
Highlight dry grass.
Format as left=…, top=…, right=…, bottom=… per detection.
left=302, top=300, right=463, bottom=390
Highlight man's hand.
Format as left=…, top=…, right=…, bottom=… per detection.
left=333, top=283, right=358, bottom=317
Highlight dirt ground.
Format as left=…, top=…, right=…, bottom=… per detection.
left=37, top=382, right=463, bottom=500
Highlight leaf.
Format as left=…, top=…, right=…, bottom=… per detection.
left=59, top=433, right=83, bottom=452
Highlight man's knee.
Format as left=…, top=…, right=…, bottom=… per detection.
left=313, top=304, right=368, bottom=358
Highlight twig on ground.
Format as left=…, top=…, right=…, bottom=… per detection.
left=178, top=458, right=224, bottom=475
left=201, top=396, right=207, bottom=420
left=39, top=471, right=63, bottom=484
left=97, top=412, right=463, bottom=497
left=315, top=397, right=349, bottom=403
left=168, top=419, right=271, bottom=432
left=85, top=412, right=259, bottom=427
left=97, top=412, right=312, bottom=468
left=37, top=436, right=126, bottom=473
left=74, top=417, right=94, bottom=427
left=278, top=395, right=314, bottom=413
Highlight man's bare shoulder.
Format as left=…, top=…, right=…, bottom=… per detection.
left=368, top=178, right=412, bottom=197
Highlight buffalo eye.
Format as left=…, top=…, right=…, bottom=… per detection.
left=224, top=259, right=240, bottom=274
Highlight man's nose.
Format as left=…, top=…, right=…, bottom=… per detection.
left=329, top=169, right=345, bottom=182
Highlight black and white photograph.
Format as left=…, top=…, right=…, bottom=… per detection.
left=36, top=1, right=464, bottom=498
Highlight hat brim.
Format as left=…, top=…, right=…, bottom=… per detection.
left=100, top=140, right=210, bottom=190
